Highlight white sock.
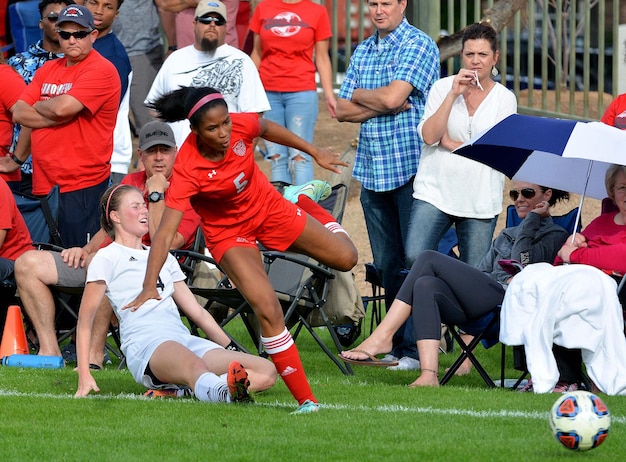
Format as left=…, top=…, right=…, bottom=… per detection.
left=193, top=372, right=230, bottom=403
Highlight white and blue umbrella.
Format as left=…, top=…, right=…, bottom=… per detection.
left=454, top=113, right=626, bottom=234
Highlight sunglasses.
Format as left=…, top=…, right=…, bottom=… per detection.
left=57, top=30, right=93, bottom=41
left=509, top=188, right=537, bottom=201
left=196, top=16, right=226, bottom=26
left=44, top=12, right=59, bottom=23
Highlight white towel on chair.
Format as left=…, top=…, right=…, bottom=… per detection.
left=500, top=262, right=626, bottom=395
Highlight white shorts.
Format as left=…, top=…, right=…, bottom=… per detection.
left=123, top=322, right=223, bottom=388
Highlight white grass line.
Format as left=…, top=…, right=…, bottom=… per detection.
left=1, top=389, right=624, bottom=424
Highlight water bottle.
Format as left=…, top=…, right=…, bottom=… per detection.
left=2, top=354, right=64, bottom=369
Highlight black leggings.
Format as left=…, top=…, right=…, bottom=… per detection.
left=396, top=250, right=505, bottom=341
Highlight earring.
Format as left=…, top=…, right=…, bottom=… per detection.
left=491, top=66, right=499, bottom=77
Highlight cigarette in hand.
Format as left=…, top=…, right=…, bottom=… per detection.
left=474, top=70, right=484, bottom=91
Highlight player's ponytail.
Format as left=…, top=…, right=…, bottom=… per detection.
left=148, top=87, right=227, bottom=127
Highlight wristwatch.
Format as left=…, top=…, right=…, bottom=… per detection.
left=148, top=191, right=164, bottom=203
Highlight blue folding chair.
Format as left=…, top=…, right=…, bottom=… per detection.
left=505, top=204, right=581, bottom=233
left=8, top=0, right=42, bottom=54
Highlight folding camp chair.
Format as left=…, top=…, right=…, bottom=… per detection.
left=173, top=183, right=358, bottom=374
left=26, top=243, right=125, bottom=367
left=7, top=0, right=42, bottom=54
left=13, top=186, right=63, bottom=247
left=443, top=205, right=584, bottom=388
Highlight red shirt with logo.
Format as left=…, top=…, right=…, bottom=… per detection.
left=166, top=113, right=299, bottom=247
left=20, top=50, right=120, bottom=195
left=249, top=0, right=332, bottom=92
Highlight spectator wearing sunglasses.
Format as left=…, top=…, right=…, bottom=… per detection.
left=6, top=0, right=75, bottom=194
left=341, top=182, right=578, bottom=391
left=154, top=0, right=240, bottom=50
left=146, top=0, right=269, bottom=147
left=502, top=165, right=626, bottom=395
left=3, top=4, right=120, bottom=249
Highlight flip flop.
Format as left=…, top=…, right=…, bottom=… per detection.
left=338, top=350, right=399, bottom=367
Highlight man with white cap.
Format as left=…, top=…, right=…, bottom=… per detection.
left=146, top=0, right=269, bottom=146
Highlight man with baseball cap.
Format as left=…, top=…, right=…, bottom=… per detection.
left=6, top=3, right=120, bottom=249
left=13, top=120, right=200, bottom=368
left=155, top=0, right=240, bottom=50
left=146, top=0, right=269, bottom=146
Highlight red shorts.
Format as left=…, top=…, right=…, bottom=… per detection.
left=206, top=198, right=307, bottom=263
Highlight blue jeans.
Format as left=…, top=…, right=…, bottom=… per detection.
left=360, top=181, right=417, bottom=360
left=406, top=199, right=498, bottom=268
left=264, top=90, right=318, bottom=185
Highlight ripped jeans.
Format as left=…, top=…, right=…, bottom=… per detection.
left=263, top=90, right=318, bottom=185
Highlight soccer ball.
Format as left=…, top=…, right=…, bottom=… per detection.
left=549, top=390, right=610, bottom=451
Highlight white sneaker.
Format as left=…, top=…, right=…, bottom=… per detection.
left=387, top=356, right=421, bottom=371
left=380, top=354, right=399, bottom=363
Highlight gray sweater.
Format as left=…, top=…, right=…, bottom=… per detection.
left=477, top=212, right=570, bottom=287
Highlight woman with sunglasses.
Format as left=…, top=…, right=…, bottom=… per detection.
left=341, top=181, right=571, bottom=388
left=501, top=164, right=626, bottom=395
left=124, top=86, right=357, bottom=413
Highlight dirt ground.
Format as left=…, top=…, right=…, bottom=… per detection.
left=253, top=93, right=604, bottom=296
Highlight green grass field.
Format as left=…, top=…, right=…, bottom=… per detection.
left=1, top=312, right=624, bottom=461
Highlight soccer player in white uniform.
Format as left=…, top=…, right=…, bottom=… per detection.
left=74, top=184, right=276, bottom=402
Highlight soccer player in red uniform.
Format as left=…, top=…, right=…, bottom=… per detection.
left=126, top=86, right=358, bottom=413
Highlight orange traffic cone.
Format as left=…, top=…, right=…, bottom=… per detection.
left=0, top=305, right=29, bottom=358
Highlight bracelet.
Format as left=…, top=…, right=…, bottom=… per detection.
left=168, top=44, right=177, bottom=51
left=10, top=153, right=24, bottom=166
left=225, top=341, right=239, bottom=351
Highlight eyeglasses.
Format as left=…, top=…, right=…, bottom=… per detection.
left=509, top=188, right=537, bottom=201
left=613, top=184, right=626, bottom=195
left=57, top=30, right=93, bottom=41
left=44, top=12, right=59, bottom=23
left=196, top=16, right=226, bottom=26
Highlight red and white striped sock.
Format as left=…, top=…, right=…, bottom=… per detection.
left=262, top=327, right=316, bottom=405
left=296, top=195, right=349, bottom=236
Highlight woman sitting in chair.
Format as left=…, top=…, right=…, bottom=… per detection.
left=75, top=185, right=277, bottom=402
left=501, top=164, right=626, bottom=395
left=341, top=181, right=570, bottom=387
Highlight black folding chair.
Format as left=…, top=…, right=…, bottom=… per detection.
left=173, top=183, right=357, bottom=374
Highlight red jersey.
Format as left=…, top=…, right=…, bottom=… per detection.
left=166, top=112, right=299, bottom=250
left=122, top=171, right=201, bottom=249
left=249, top=0, right=332, bottom=92
left=0, top=65, right=25, bottom=183
left=0, top=178, right=32, bottom=261
left=20, top=50, right=120, bottom=195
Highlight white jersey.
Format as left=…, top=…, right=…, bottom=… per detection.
left=87, top=242, right=219, bottom=385
left=145, top=44, right=271, bottom=146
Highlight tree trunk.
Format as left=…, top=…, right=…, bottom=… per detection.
left=438, top=0, right=529, bottom=61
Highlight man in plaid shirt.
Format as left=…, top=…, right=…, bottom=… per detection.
left=336, top=0, right=439, bottom=367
